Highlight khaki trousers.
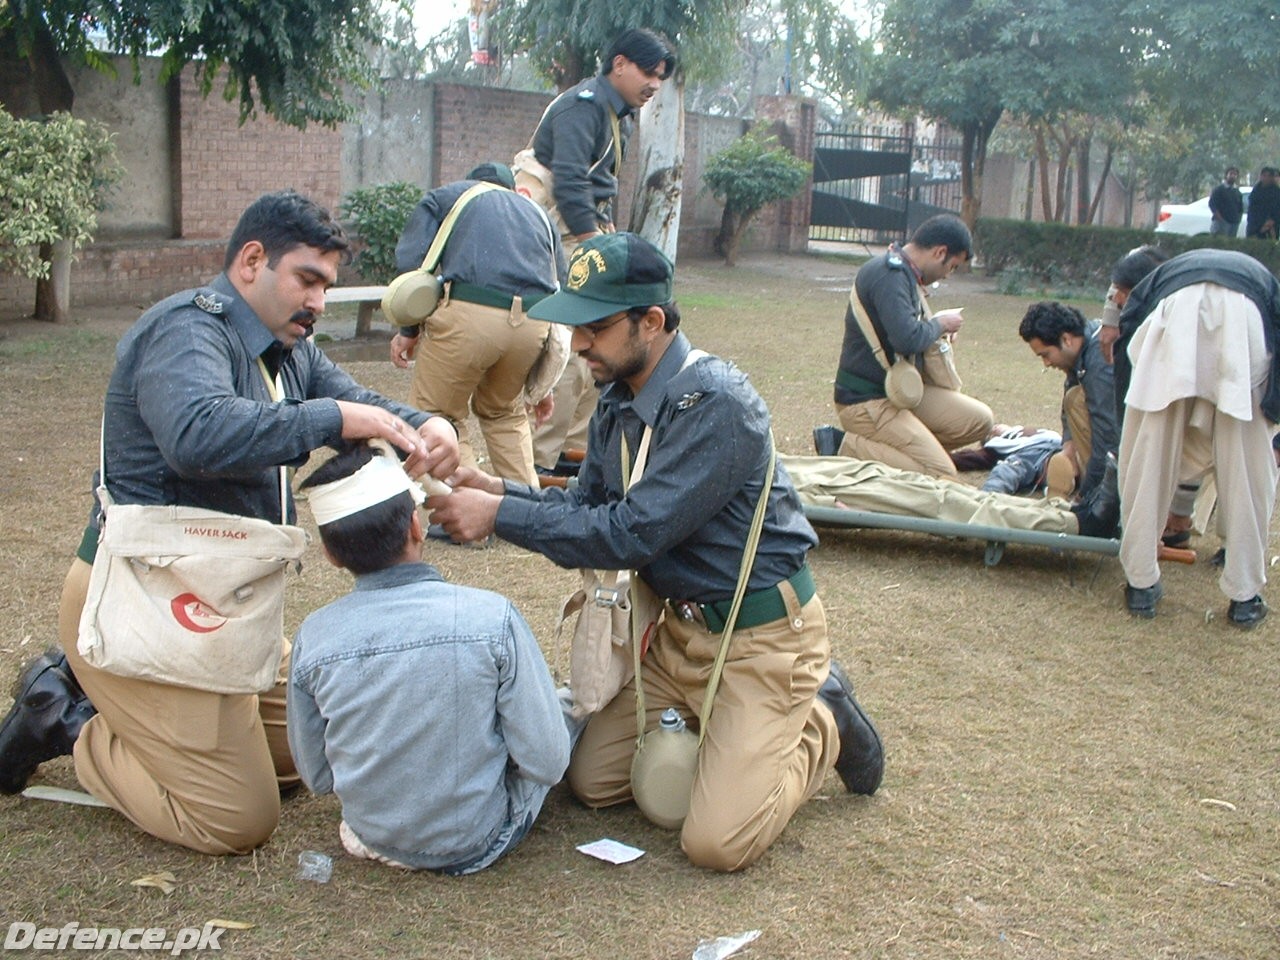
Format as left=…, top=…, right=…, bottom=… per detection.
left=836, top=387, right=994, bottom=478
left=531, top=354, right=597, bottom=471
left=1119, top=399, right=1277, bottom=600
left=567, top=586, right=838, bottom=872
left=411, top=295, right=549, bottom=486
left=1062, top=384, right=1093, bottom=474
left=59, top=558, right=296, bottom=855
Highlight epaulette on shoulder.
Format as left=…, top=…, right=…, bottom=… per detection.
left=577, top=88, right=596, bottom=101
left=192, top=290, right=227, bottom=315
left=886, top=252, right=907, bottom=270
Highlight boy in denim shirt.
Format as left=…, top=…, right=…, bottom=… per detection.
left=288, top=442, right=570, bottom=873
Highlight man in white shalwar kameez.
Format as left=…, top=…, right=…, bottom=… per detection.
left=1111, top=249, right=1280, bottom=625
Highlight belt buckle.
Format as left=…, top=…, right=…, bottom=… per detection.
left=671, top=600, right=703, bottom=625
left=593, top=586, right=623, bottom=608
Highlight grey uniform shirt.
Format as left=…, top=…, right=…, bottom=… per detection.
left=531, top=74, right=633, bottom=236
left=495, top=333, right=817, bottom=602
left=97, top=272, right=432, bottom=524
left=394, top=179, right=566, bottom=295
left=835, top=246, right=945, bottom=404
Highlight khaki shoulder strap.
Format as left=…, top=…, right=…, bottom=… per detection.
left=420, top=181, right=501, bottom=273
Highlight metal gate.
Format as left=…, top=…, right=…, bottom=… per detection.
left=810, top=124, right=965, bottom=245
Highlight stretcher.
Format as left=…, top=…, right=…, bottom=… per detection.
left=801, top=503, right=1115, bottom=566
left=801, top=504, right=1195, bottom=569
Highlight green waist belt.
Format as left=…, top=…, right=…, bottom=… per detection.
left=699, top=563, right=816, bottom=633
left=450, top=281, right=550, bottom=312
left=836, top=367, right=885, bottom=399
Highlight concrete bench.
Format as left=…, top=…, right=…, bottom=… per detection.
left=326, top=285, right=388, bottom=336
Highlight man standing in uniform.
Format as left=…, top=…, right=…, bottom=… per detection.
left=522, top=28, right=676, bottom=477
left=389, top=162, right=566, bottom=486
left=0, top=190, right=460, bottom=854
left=1209, top=166, right=1244, bottom=238
left=1113, top=248, right=1280, bottom=624
left=430, top=232, right=884, bottom=873
left=1019, top=301, right=1119, bottom=503
left=832, top=214, right=994, bottom=478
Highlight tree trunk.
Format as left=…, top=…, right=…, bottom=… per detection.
left=1034, top=127, right=1054, bottom=222
left=1075, top=132, right=1092, bottom=226
left=1086, top=143, right=1115, bottom=226
left=34, top=239, right=72, bottom=322
left=716, top=208, right=754, bottom=267
left=629, top=77, right=684, bottom=263
left=958, top=110, right=999, bottom=228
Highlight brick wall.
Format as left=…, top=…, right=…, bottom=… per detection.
left=0, top=68, right=805, bottom=318
left=174, top=73, right=343, bottom=239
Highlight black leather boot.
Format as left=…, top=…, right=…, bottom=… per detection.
left=813, top=425, right=845, bottom=457
left=1072, top=452, right=1120, bottom=538
left=0, top=649, right=96, bottom=794
left=817, top=659, right=884, bottom=795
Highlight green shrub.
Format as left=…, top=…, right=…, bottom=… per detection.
left=0, top=111, right=123, bottom=279
left=975, top=218, right=1280, bottom=287
left=339, top=181, right=423, bottom=284
left=704, top=128, right=811, bottom=266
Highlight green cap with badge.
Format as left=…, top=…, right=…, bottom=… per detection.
left=527, top=232, right=673, bottom=326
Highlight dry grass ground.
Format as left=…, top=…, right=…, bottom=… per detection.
left=0, top=252, right=1277, bottom=959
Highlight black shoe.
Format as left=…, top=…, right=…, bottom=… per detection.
left=813, top=425, right=845, bottom=457
left=1210, top=547, right=1227, bottom=567
left=817, top=659, right=883, bottom=795
left=1125, top=581, right=1163, bottom=619
left=1227, top=596, right=1268, bottom=628
left=0, top=649, right=96, bottom=795
left=1072, top=453, right=1120, bottom=538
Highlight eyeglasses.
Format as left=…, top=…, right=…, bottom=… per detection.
left=578, top=312, right=629, bottom=342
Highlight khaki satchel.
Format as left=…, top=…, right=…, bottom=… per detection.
left=555, top=568, right=662, bottom=720
left=382, top=181, right=501, bottom=329
left=556, top=425, right=662, bottom=719
left=920, top=305, right=964, bottom=391
left=77, top=361, right=308, bottom=694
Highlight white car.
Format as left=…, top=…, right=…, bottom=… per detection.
left=1155, top=186, right=1251, bottom=235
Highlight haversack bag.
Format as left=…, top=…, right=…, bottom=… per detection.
left=556, top=426, right=662, bottom=719
left=77, top=364, right=308, bottom=694
left=77, top=501, right=307, bottom=694
left=555, top=568, right=662, bottom=719
left=920, top=306, right=963, bottom=391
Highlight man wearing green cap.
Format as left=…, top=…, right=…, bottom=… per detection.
left=430, top=232, right=884, bottom=872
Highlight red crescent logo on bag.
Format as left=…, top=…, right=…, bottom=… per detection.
left=170, top=593, right=227, bottom=633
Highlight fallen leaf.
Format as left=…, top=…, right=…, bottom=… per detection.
left=1198, top=797, right=1237, bottom=811
left=205, top=919, right=255, bottom=930
left=130, top=871, right=177, bottom=894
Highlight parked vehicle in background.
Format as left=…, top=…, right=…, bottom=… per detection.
left=1156, top=186, right=1252, bottom=235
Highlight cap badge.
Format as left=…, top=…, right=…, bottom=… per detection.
left=567, top=249, right=606, bottom=291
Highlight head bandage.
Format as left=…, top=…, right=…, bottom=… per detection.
left=307, top=442, right=434, bottom=526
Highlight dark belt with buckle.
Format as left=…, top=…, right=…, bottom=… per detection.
left=450, top=280, right=550, bottom=312
left=677, top=564, right=816, bottom=634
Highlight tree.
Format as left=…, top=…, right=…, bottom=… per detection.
left=0, top=0, right=399, bottom=126
left=0, top=111, right=123, bottom=323
left=870, top=0, right=1135, bottom=227
left=704, top=128, right=810, bottom=266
